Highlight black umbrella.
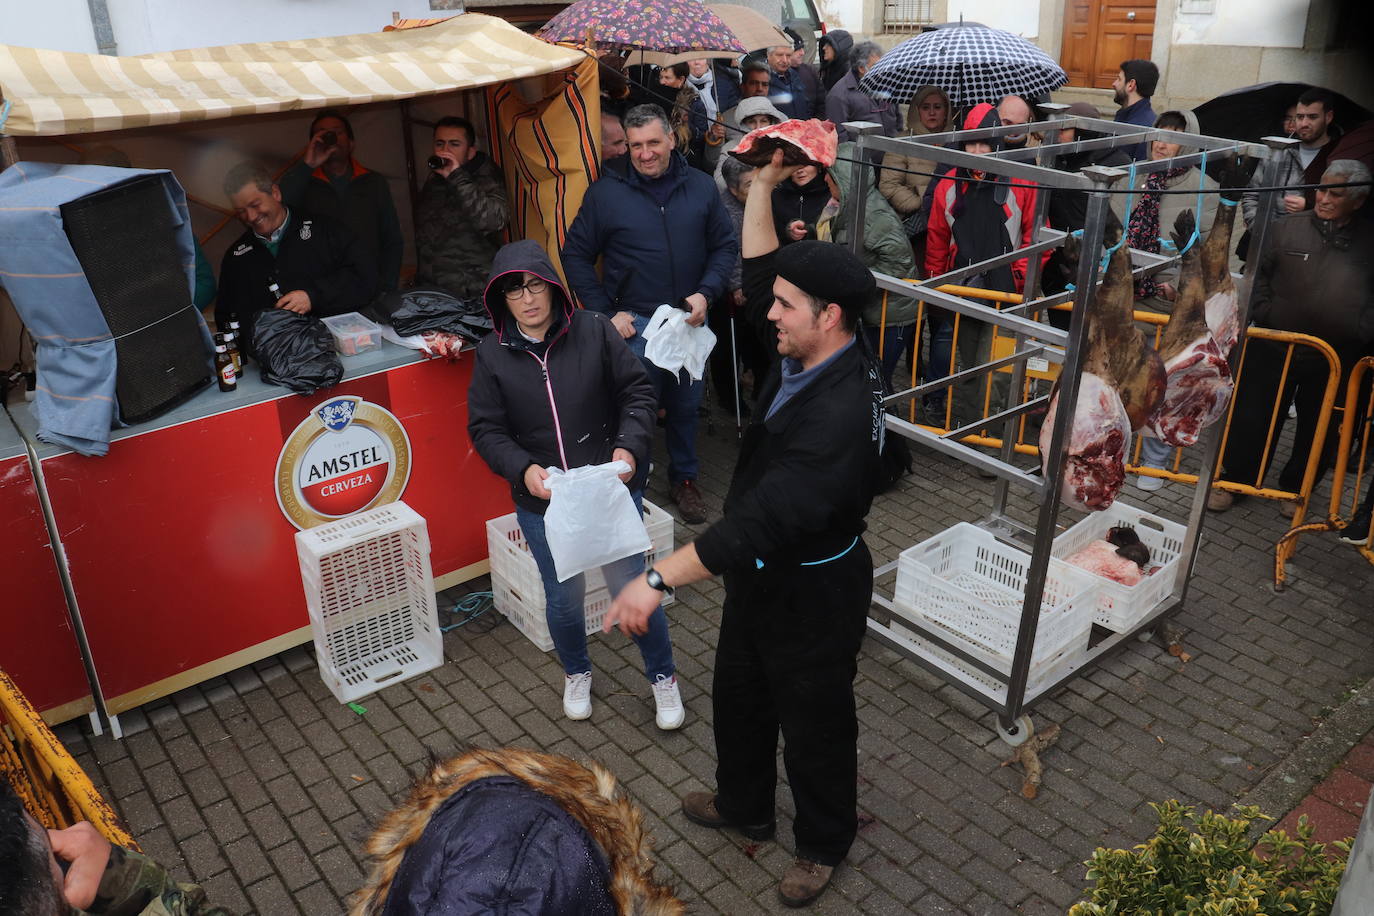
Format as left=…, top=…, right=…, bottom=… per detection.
left=1193, top=81, right=1372, bottom=144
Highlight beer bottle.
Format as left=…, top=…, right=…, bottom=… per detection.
left=215, top=341, right=237, bottom=392
left=224, top=328, right=242, bottom=375
left=227, top=319, right=247, bottom=367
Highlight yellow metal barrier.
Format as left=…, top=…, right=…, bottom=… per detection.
left=1279, top=356, right=1374, bottom=568
left=873, top=284, right=1346, bottom=587
left=0, top=669, right=137, bottom=849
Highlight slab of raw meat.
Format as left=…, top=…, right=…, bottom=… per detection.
left=1082, top=243, right=1166, bottom=432
left=1144, top=210, right=1234, bottom=447
left=1041, top=372, right=1131, bottom=512
left=1200, top=199, right=1240, bottom=356
left=1067, top=539, right=1144, bottom=586
left=729, top=118, right=839, bottom=168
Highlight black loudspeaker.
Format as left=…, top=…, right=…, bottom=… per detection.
left=61, top=176, right=212, bottom=424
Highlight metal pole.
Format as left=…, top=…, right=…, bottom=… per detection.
left=0, top=88, right=18, bottom=173
left=3, top=406, right=115, bottom=737
left=990, top=135, right=1058, bottom=524
left=843, top=122, right=883, bottom=258
left=400, top=100, right=420, bottom=232
left=1000, top=166, right=1123, bottom=734
left=1170, top=137, right=1295, bottom=605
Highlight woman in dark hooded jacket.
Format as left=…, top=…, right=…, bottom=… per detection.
left=817, top=30, right=853, bottom=92
left=467, top=240, right=684, bottom=730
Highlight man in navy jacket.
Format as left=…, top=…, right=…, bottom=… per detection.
left=1112, top=59, right=1160, bottom=161
left=562, top=104, right=738, bottom=524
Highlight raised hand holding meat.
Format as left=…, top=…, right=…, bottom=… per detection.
left=729, top=119, right=839, bottom=168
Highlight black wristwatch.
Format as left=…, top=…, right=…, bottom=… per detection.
left=645, top=567, right=674, bottom=597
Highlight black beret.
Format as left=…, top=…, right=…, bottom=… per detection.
left=774, top=240, right=875, bottom=316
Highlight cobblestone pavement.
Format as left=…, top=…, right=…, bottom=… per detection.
left=56, top=399, right=1373, bottom=914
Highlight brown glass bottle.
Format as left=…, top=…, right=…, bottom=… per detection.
left=215, top=342, right=237, bottom=392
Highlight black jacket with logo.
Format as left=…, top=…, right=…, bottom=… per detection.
left=694, top=339, right=884, bottom=575
left=467, top=241, right=656, bottom=515
left=215, top=211, right=378, bottom=354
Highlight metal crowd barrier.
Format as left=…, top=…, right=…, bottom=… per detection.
left=871, top=286, right=1346, bottom=588
left=1279, top=355, right=1374, bottom=570
left=0, top=668, right=137, bottom=848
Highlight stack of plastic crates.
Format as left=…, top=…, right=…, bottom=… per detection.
left=892, top=524, right=1100, bottom=701
left=1050, top=501, right=1186, bottom=632
left=296, top=501, right=442, bottom=703
left=0, top=669, right=137, bottom=847
left=487, top=501, right=674, bottom=651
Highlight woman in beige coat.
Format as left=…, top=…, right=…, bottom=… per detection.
left=878, top=85, right=953, bottom=238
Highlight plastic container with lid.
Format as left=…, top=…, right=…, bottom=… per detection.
left=320, top=312, right=383, bottom=356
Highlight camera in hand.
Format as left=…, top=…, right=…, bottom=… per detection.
left=319, top=130, right=338, bottom=148
left=427, top=155, right=445, bottom=170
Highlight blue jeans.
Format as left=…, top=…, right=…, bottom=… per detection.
left=863, top=323, right=916, bottom=393
left=515, top=492, right=675, bottom=681
left=925, top=311, right=955, bottom=408
left=627, top=312, right=704, bottom=483
left=1139, top=435, right=1173, bottom=469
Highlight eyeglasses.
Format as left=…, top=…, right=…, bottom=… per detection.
left=503, top=277, right=548, bottom=300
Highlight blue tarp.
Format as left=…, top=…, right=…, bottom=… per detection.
left=0, top=163, right=208, bottom=456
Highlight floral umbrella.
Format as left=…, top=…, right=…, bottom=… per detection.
left=536, top=0, right=746, bottom=55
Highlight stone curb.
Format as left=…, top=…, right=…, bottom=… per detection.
left=1238, top=675, right=1374, bottom=836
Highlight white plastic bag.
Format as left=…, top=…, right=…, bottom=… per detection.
left=642, top=303, right=716, bottom=380
left=542, top=460, right=651, bottom=582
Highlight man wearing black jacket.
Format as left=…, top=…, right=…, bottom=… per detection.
left=605, top=150, right=885, bottom=909
left=561, top=104, right=737, bottom=525
left=216, top=162, right=377, bottom=356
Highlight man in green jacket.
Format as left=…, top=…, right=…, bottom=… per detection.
left=819, top=141, right=918, bottom=390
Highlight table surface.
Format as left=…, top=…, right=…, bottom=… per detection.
left=7, top=340, right=449, bottom=459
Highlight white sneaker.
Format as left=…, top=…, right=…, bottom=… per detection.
left=563, top=672, right=592, bottom=721
left=1137, top=474, right=1165, bottom=492
left=652, top=674, right=685, bottom=730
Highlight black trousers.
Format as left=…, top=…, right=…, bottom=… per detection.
left=1220, top=339, right=1355, bottom=491
left=712, top=540, right=872, bottom=866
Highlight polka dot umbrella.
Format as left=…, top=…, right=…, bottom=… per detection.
left=860, top=22, right=1067, bottom=110
left=537, top=0, right=746, bottom=55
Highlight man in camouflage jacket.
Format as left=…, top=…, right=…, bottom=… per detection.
left=413, top=116, right=511, bottom=301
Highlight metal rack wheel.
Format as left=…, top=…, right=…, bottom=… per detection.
left=997, top=714, right=1035, bottom=747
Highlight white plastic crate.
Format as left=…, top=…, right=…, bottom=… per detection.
left=890, top=620, right=1087, bottom=704
left=1051, top=501, right=1186, bottom=632
left=486, top=501, right=674, bottom=651
left=893, top=523, right=1098, bottom=679
left=491, top=574, right=614, bottom=652
left=296, top=501, right=442, bottom=703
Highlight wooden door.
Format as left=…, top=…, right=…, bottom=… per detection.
left=1060, top=0, right=1155, bottom=88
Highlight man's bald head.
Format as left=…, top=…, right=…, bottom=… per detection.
left=997, top=95, right=1033, bottom=148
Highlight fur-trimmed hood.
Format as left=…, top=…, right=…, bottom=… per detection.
left=349, top=748, right=684, bottom=916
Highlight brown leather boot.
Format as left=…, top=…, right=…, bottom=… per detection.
left=670, top=479, right=708, bottom=525
left=680, top=792, right=774, bottom=840
left=778, top=858, right=835, bottom=908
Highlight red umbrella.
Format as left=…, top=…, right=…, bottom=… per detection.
left=537, top=0, right=745, bottom=55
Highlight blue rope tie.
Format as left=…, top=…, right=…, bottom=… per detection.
left=0, top=99, right=10, bottom=134
left=1101, top=162, right=1138, bottom=269
left=1175, top=148, right=1208, bottom=255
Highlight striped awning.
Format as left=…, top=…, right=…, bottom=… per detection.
left=0, top=14, right=586, bottom=137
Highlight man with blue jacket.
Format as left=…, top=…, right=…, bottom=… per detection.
left=562, top=104, right=738, bottom=525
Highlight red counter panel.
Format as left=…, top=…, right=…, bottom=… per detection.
left=38, top=355, right=510, bottom=712
left=0, top=451, right=92, bottom=719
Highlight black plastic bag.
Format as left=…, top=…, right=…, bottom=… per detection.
left=253, top=309, right=343, bottom=395
left=372, top=287, right=493, bottom=341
